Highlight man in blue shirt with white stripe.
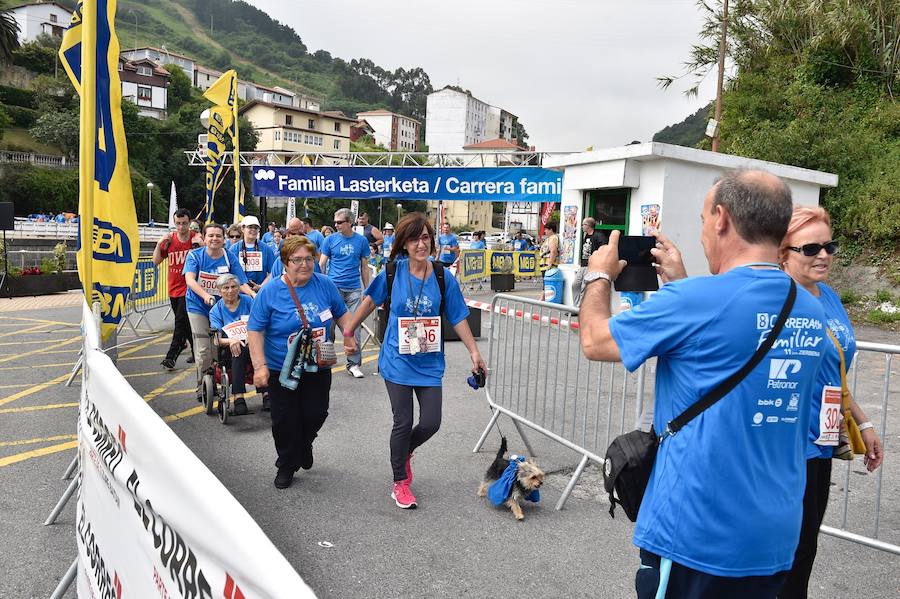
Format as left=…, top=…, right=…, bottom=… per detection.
left=579, top=170, right=827, bottom=598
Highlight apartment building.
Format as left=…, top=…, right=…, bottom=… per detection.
left=120, top=46, right=194, bottom=81
left=355, top=109, right=420, bottom=151
left=239, top=100, right=355, bottom=154
left=425, top=86, right=520, bottom=154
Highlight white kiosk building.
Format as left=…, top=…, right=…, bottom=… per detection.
left=544, top=143, right=839, bottom=305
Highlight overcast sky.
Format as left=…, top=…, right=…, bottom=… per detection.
left=247, top=0, right=719, bottom=152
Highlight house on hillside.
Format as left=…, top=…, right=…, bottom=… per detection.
left=350, top=119, right=375, bottom=142
left=239, top=100, right=356, bottom=156
left=119, top=57, right=170, bottom=119
left=121, top=46, right=194, bottom=81
left=356, top=109, right=421, bottom=151
left=193, top=64, right=322, bottom=111
left=6, top=2, right=70, bottom=45
left=426, top=86, right=520, bottom=154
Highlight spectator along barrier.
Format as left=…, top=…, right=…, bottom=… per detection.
left=471, top=294, right=650, bottom=511
left=65, top=300, right=314, bottom=598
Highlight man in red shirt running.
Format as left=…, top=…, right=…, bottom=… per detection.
left=154, top=208, right=203, bottom=371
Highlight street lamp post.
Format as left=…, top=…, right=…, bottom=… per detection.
left=396, top=203, right=402, bottom=222
left=146, top=182, right=154, bottom=225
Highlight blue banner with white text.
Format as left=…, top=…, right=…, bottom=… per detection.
left=251, top=166, right=563, bottom=202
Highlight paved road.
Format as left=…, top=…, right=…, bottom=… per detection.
left=0, top=289, right=898, bottom=598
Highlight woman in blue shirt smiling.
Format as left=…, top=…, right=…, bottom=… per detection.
left=248, top=236, right=357, bottom=490
left=778, top=205, right=884, bottom=598
left=343, top=213, right=486, bottom=510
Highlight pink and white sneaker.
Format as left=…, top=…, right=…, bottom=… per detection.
left=391, top=480, right=417, bottom=509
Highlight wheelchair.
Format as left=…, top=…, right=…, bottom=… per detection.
left=201, top=331, right=256, bottom=424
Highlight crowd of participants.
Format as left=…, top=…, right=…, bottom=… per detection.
left=151, top=171, right=886, bottom=597
left=153, top=207, right=482, bottom=509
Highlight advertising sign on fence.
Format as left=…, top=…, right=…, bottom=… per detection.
left=457, top=250, right=541, bottom=282
left=252, top=166, right=563, bottom=202
left=77, top=302, right=313, bottom=599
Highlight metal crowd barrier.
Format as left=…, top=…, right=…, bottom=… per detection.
left=821, top=340, right=899, bottom=555
left=120, top=255, right=170, bottom=333
left=471, top=294, right=650, bottom=510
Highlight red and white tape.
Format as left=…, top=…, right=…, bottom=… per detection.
left=464, top=298, right=579, bottom=331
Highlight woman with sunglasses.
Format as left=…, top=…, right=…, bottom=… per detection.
left=778, top=206, right=884, bottom=598
left=248, top=236, right=357, bottom=489
left=343, top=213, right=486, bottom=509
left=226, top=224, right=242, bottom=249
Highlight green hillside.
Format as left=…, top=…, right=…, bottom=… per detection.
left=652, top=103, right=710, bottom=148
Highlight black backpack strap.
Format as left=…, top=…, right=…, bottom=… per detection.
left=433, top=262, right=446, bottom=316
left=663, top=278, right=797, bottom=439
left=383, top=259, right=397, bottom=311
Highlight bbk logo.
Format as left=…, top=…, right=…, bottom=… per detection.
left=339, top=243, right=354, bottom=256
left=769, top=359, right=802, bottom=379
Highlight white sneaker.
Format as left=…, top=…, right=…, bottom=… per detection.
left=347, top=365, right=364, bottom=378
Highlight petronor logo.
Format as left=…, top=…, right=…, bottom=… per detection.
left=769, top=359, right=802, bottom=379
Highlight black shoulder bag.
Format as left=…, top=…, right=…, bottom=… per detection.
left=602, top=278, right=797, bottom=522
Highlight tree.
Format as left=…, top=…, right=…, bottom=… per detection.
left=29, top=110, right=80, bottom=158
left=0, top=104, right=11, bottom=141
left=162, top=63, right=194, bottom=112
left=0, top=10, right=20, bottom=64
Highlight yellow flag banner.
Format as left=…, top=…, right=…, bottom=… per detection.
left=202, top=70, right=238, bottom=223
left=59, top=0, right=138, bottom=339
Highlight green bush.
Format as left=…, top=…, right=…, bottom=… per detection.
left=874, top=290, right=895, bottom=303
left=839, top=289, right=860, bottom=305
left=5, top=106, right=38, bottom=129
left=0, top=85, right=38, bottom=109
left=866, top=309, right=900, bottom=324
left=11, top=42, right=58, bottom=75
left=0, top=165, right=79, bottom=215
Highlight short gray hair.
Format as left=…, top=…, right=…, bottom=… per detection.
left=215, top=273, right=239, bottom=289
left=712, top=169, right=793, bottom=246
left=335, top=208, right=353, bottom=222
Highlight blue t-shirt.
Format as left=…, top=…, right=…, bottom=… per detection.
left=469, top=240, right=486, bottom=250
left=261, top=231, right=274, bottom=244
left=209, top=293, right=253, bottom=331
left=321, top=232, right=370, bottom=289
left=183, top=248, right=249, bottom=316
left=608, top=267, right=826, bottom=577
left=437, top=233, right=459, bottom=263
left=512, top=238, right=528, bottom=251
left=806, top=283, right=856, bottom=459
left=383, top=234, right=394, bottom=257
left=365, top=261, right=469, bottom=387
left=247, top=273, right=347, bottom=371
left=228, top=241, right=276, bottom=286
left=305, top=229, right=325, bottom=251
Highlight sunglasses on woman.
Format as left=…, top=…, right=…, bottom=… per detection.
left=788, top=241, right=838, bottom=256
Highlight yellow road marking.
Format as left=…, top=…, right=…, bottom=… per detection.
left=164, top=406, right=204, bottom=422
left=143, top=369, right=194, bottom=402
left=0, top=382, right=30, bottom=389
left=0, top=373, right=71, bottom=407
left=0, top=402, right=78, bottom=414
left=0, top=440, right=77, bottom=468
left=0, top=323, right=53, bottom=340
left=159, top=387, right=195, bottom=398
left=0, top=335, right=81, bottom=365
left=0, top=315, right=80, bottom=327
left=0, top=338, right=74, bottom=347
left=0, top=434, right=76, bottom=447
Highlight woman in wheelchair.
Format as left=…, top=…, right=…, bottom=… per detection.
left=209, top=273, right=256, bottom=415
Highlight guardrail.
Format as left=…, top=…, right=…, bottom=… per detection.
left=2, top=249, right=78, bottom=271
left=0, top=150, right=75, bottom=168
left=471, top=294, right=649, bottom=510
left=119, top=255, right=170, bottom=333
left=9, top=218, right=168, bottom=242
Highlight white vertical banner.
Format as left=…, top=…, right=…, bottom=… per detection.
left=285, top=197, right=296, bottom=226
left=76, top=301, right=313, bottom=599
left=350, top=200, right=359, bottom=221
left=168, top=181, right=178, bottom=227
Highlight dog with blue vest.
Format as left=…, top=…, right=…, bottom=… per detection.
left=477, top=437, right=544, bottom=520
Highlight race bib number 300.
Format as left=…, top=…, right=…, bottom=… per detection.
left=398, top=317, right=440, bottom=355
left=814, top=385, right=842, bottom=446
left=221, top=319, right=248, bottom=341
left=198, top=271, right=221, bottom=296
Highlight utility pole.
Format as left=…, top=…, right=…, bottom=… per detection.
left=711, top=0, right=729, bottom=153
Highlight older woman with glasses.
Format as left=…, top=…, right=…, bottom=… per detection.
left=343, top=212, right=486, bottom=510
left=209, top=273, right=255, bottom=415
left=777, top=205, right=884, bottom=598
left=248, top=235, right=358, bottom=489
